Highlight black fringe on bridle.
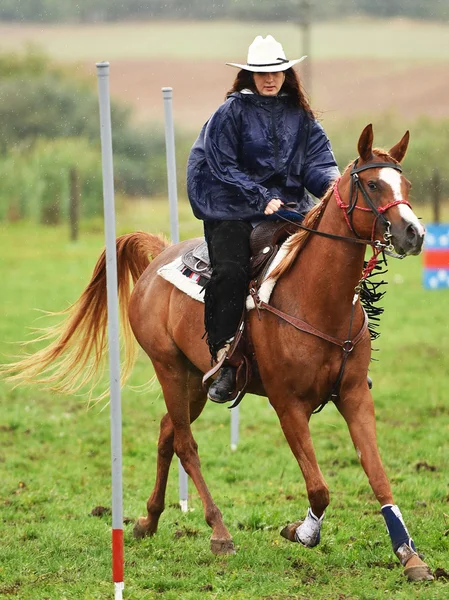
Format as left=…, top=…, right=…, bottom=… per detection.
left=359, top=252, right=388, bottom=345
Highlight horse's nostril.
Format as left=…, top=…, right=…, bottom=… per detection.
left=406, top=223, right=418, bottom=243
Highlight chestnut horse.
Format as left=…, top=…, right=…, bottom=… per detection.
left=4, top=125, right=432, bottom=580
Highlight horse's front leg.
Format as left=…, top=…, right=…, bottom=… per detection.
left=336, top=387, right=433, bottom=581
left=272, top=400, right=329, bottom=548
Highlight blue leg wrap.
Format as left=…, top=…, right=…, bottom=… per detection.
left=381, top=504, right=416, bottom=553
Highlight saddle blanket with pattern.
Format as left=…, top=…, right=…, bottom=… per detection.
left=157, top=239, right=291, bottom=311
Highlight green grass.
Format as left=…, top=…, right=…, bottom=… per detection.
left=0, top=208, right=449, bottom=599
left=1, top=18, right=449, bottom=62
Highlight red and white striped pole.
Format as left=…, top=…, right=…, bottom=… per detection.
left=96, top=61, right=124, bottom=600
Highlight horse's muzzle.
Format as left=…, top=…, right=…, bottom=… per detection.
left=391, top=220, right=425, bottom=256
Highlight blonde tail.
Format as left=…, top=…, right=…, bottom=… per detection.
left=1, top=232, right=169, bottom=399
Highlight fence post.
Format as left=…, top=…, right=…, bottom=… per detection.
left=431, top=169, right=441, bottom=224
left=69, top=167, right=80, bottom=241
left=299, top=0, right=312, bottom=95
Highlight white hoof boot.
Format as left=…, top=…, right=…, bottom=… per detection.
left=295, top=508, right=324, bottom=548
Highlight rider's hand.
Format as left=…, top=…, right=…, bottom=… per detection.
left=264, top=198, right=283, bottom=215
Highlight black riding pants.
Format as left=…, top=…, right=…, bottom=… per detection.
left=203, top=220, right=252, bottom=360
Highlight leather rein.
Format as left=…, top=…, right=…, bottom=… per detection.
left=250, top=159, right=411, bottom=412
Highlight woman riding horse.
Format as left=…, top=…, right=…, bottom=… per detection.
left=187, top=35, right=340, bottom=402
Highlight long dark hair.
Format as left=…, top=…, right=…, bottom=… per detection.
left=226, top=68, right=314, bottom=116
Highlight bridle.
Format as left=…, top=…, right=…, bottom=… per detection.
left=342, top=159, right=412, bottom=249
left=279, top=159, right=413, bottom=278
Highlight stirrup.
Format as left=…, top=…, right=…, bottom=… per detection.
left=208, top=365, right=238, bottom=404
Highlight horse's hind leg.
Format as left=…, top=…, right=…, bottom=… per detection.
left=136, top=361, right=234, bottom=554
left=336, top=388, right=433, bottom=581
left=134, top=387, right=208, bottom=539
left=168, top=371, right=234, bottom=555
left=133, top=412, right=175, bottom=539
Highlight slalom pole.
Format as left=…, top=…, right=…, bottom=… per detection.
left=96, top=62, right=124, bottom=600
left=162, top=87, right=180, bottom=245
left=230, top=406, right=239, bottom=452
left=162, top=86, right=189, bottom=513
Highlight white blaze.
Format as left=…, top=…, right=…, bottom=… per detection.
left=379, top=168, right=425, bottom=236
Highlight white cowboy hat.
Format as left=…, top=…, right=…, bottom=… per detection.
left=226, top=35, right=306, bottom=73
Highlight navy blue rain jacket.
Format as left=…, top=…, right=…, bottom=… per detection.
left=187, top=91, right=340, bottom=221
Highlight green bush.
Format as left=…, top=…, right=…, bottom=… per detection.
left=0, top=44, right=50, bottom=79
left=0, top=138, right=104, bottom=223
left=0, top=52, right=177, bottom=200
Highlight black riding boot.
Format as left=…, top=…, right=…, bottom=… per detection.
left=203, top=220, right=251, bottom=403
left=206, top=340, right=238, bottom=403
left=208, top=365, right=237, bottom=403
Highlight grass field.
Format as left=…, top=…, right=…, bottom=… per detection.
left=0, top=203, right=448, bottom=599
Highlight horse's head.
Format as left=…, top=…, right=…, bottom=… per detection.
left=340, top=124, right=425, bottom=256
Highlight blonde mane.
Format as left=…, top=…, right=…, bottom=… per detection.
left=269, top=183, right=335, bottom=280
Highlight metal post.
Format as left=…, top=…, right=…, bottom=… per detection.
left=300, top=0, right=312, bottom=95
left=69, top=168, right=79, bottom=242
left=432, top=170, right=441, bottom=225
left=230, top=405, right=239, bottom=451
left=162, top=88, right=180, bottom=245
left=96, top=62, right=124, bottom=600
left=162, top=86, right=188, bottom=513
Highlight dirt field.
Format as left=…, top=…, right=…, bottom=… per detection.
left=1, top=19, right=448, bottom=129
left=102, top=58, right=449, bottom=129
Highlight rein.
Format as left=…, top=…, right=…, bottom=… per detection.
left=255, top=158, right=411, bottom=413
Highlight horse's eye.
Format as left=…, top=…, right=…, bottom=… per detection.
left=368, top=181, right=377, bottom=191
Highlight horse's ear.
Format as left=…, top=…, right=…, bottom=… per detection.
left=389, top=130, right=410, bottom=163
left=358, top=124, right=374, bottom=162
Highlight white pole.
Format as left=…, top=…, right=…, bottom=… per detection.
left=162, top=87, right=180, bottom=245
left=230, top=405, right=239, bottom=451
left=162, top=86, right=189, bottom=513
left=96, top=62, right=124, bottom=600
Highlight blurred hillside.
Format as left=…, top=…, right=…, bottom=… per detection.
left=0, top=18, right=448, bottom=223
left=1, top=19, right=448, bottom=126
left=0, top=48, right=193, bottom=223
left=0, top=0, right=447, bottom=22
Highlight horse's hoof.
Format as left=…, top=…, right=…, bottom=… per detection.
left=404, top=555, right=434, bottom=581
left=280, top=521, right=303, bottom=543
left=133, top=517, right=152, bottom=540
left=405, top=565, right=434, bottom=581
left=210, top=537, right=235, bottom=555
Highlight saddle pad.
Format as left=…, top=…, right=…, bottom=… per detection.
left=157, top=238, right=291, bottom=310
